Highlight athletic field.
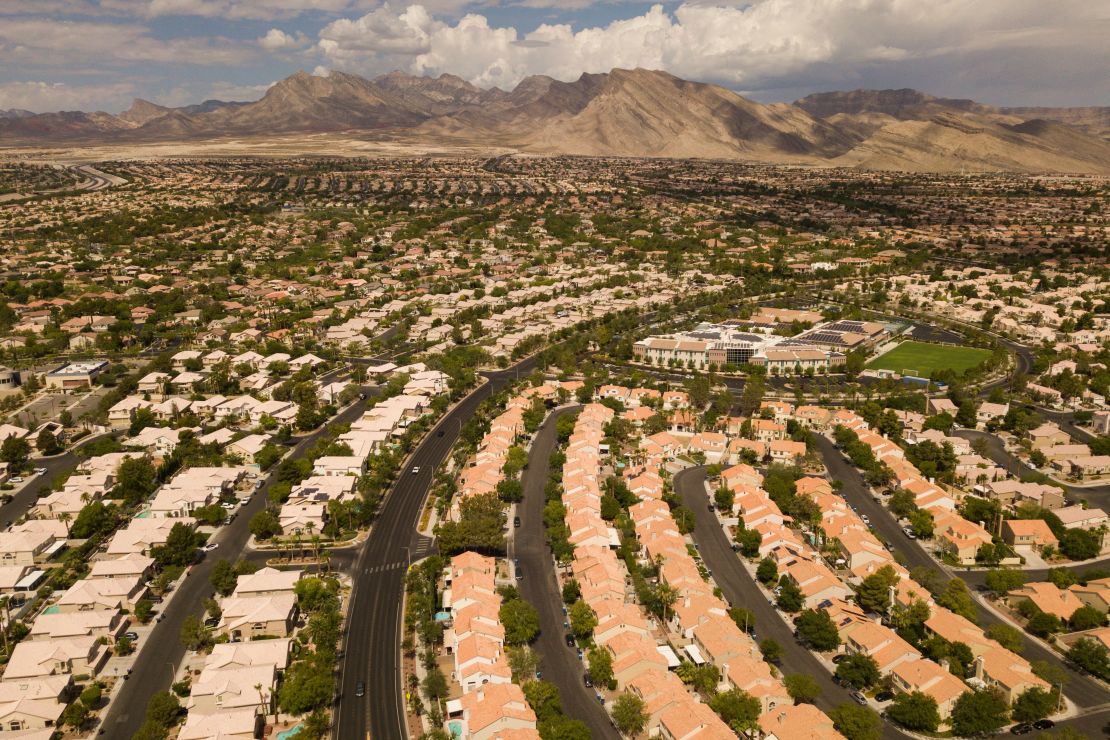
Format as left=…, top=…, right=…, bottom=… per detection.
left=866, top=340, right=991, bottom=377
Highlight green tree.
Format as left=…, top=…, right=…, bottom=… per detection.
left=506, top=646, right=540, bottom=683
left=887, top=691, right=940, bottom=732
left=829, top=703, right=882, bottom=740
left=587, top=646, right=614, bottom=688
left=152, top=522, right=199, bottom=568
left=611, top=691, right=649, bottom=736
left=776, top=576, right=804, bottom=613
left=1070, top=605, right=1105, bottom=631
left=736, top=528, right=761, bottom=558
left=909, top=509, right=934, bottom=538
left=0, top=435, right=30, bottom=470
left=1067, top=638, right=1110, bottom=679
left=1027, top=611, right=1062, bottom=638
left=249, top=509, right=282, bottom=540
left=835, top=653, right=881, bottom=689
left=568, top=600, right=597, bottom=639
left=36, top=428, right=62, bottom=455
left=279, top=659, right=334, bottom=715
left=756, top=557, right=778, bottom=585
left=950, top=688, right=1010, bottom=737
left=179, top=614, right=209, bottom=651
left=709, top=688, right=761, bottom=733
left=986, top=623, right=1025, bottom=653
left=888, top=488, right=916, bottom=518
left=1012, top=686, right=1058, bottom=722
left=500, top=598, right=540, bottom=645
left=1060, top=529, right=1101, bottom=560
left=759, top=639, right=783, bottom=663
left=856, top=565, right=898, bottom=615
left=145, top=690, right=182, bottom=728
left=62, top=700, right=89, bottom=730
left=522, top=680, right=562, bottom=722
left=984, top=568, right=1026, bottom=595
left=784, top=673, right=821, bottom=703
left=114, top=455, right=157, bottom=505
left=796, top=609, right=840, bottom=651
left=210, top=559, right=237, bottom=597
left=79, top=684, right=102, bottom=708
left=937, top=578, right=977, bottom=622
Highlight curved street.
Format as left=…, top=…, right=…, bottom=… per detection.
left=952, top=429, right=1110, bottom=499
left=812, top=436, right=1110, bottom=728
left=672, top=466, right=910, bottom=740
left=514, top=405, right=619, bottom=739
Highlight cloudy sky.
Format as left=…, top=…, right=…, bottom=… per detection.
left=1, top=0, right=1107, bottom=113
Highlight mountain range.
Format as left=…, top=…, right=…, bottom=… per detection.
left=3, top=68, right=1110, bottom=174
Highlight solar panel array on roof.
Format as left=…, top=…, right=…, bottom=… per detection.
left=689, top=331, right=723, bottom=340
left=824, top=320, right=868, bottom=332
left=783, top=331, right=850, bottom=346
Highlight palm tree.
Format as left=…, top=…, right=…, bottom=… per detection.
left=58, top=511, right=72, bottom=537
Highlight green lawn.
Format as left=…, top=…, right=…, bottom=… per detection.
left=866, top=340, right=992, bottom=377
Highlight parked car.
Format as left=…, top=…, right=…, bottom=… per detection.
left=565, top=633, right=575, bottom=647
left=513, top=516, right=521, bottom=528
left=1033, top=720, right=1054, bottom=730
left=851, top=691, right=868, bottom=705
left=903, top=527, right=916, bottom=539
left=583, top=673, right=593, bottom=688
left=875, top=691, right=895, bottom=702
left=1010, top=724, right=1033, bottom=735
left=123, top=631, right=139, bottom=641
left=202, top=543, right=219, bottom=552
left=9, top=477, right=22, bottom=483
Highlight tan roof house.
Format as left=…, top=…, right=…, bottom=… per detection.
left=4, top=637, right=108, bottom=680
left=216, top=594, right=297, bottom=641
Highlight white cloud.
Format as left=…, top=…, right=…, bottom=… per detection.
left=315, top=1, right=1110, bottom=101
left=259, top=28, right=309, bottom=50
left=0, top=80, right=136, bottom=112
left=0, top=19, right=254, bottom=67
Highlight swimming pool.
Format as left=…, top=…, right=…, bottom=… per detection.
left=275, top=723, right=304, bottom=740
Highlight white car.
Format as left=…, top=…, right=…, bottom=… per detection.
left=9, top=477, right=22, bottom=483
left=202, top=543, right=219, bottom=552
left=411, top=466, right=420, bottom=475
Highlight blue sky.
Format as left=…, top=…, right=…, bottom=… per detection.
left=1, top=1, right=1107, bottom=113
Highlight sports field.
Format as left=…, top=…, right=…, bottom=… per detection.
left=866, top=340, right=992, bottom=377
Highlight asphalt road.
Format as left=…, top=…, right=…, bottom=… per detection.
left=513, top=406, right=619, bottom=739
left=812, top=435, right=1110, bottom=712
left=672, top=466, right=909, bottom=740
left=98, top=394, right=374, bottom=738
left=335, top=358, right=545, bottom=740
